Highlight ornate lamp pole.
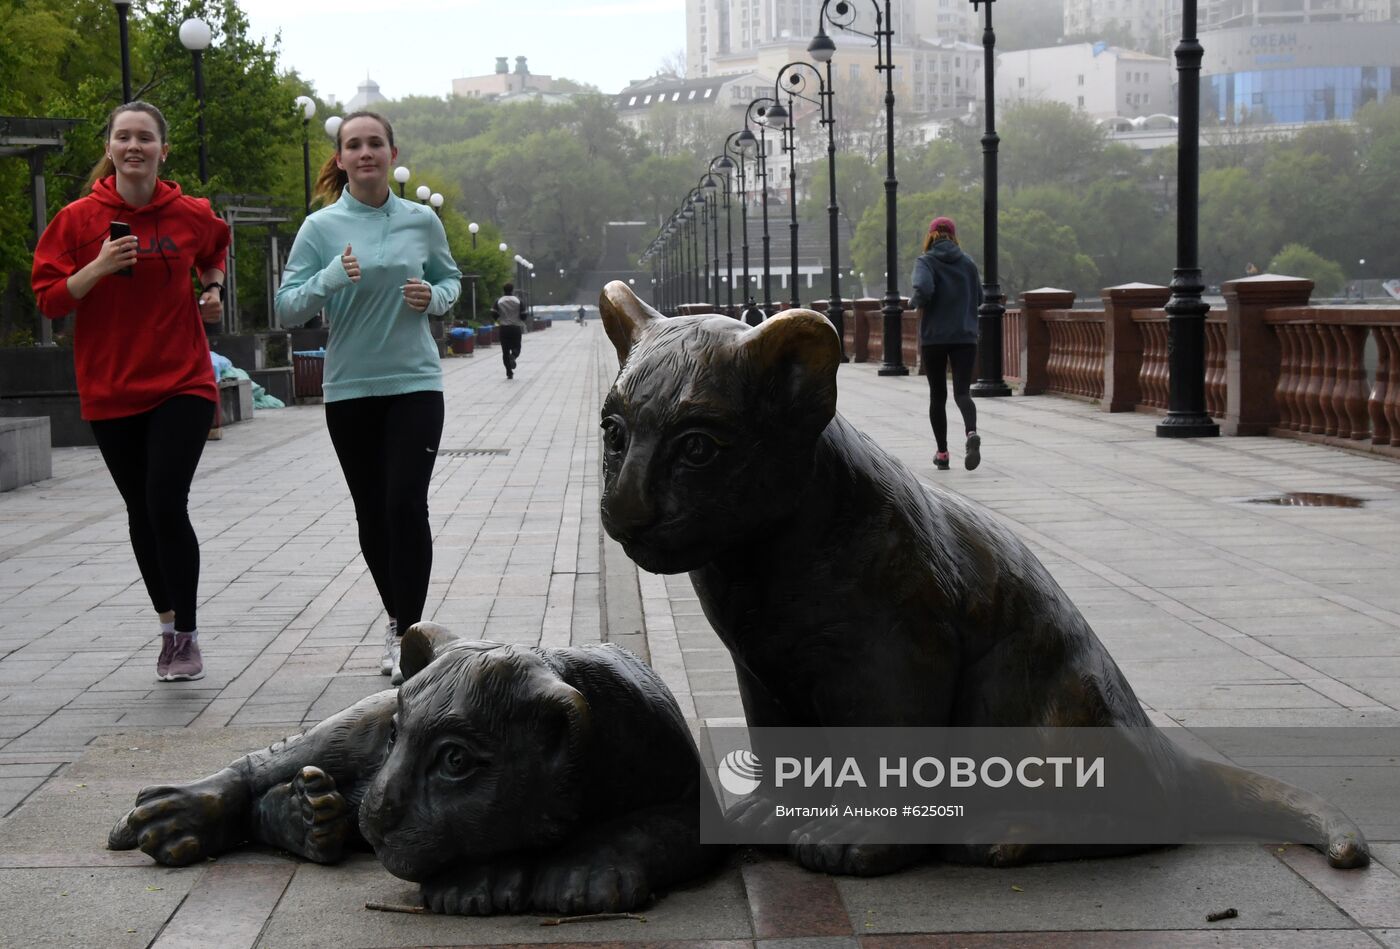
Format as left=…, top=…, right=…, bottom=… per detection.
left=779, top=57, right=846, bottom=355
left=762, top=95, right=801, bottom=308
left=692, top=186, right=712, bottom=307
left=294, top=96, right=316, bottom=216
left=968, top=1, right=1012, bottom=397
left=722, top=131, right=751, bottom=318
left=709, top=155, right=736, bottom=316
left=1157, top=0, right=1219, bottom=438
left=178, top=17, right=213, bottom=184
left=816, top=0, right=905, bottom=374
left=737, top=98, right=777, bottom=322
left=701, top=171, right=722, bottom=308
left=112, top=0, right=133, bottom=103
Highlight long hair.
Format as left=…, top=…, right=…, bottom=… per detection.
left=85, top=101, right=169, bottom=191
left=922, top=228, right=958, bottom=253
left=311, top=110, right=396, bottom=206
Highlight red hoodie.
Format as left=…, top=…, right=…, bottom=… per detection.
left=31, top=177, right=230, bottom=421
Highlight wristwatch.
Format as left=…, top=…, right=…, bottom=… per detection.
left=203, top=282, right=226, bottom=302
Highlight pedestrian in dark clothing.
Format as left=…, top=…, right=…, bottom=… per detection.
left=494, top=283, right=524, bottom=378
left=909, top=216, right=983, bottom=471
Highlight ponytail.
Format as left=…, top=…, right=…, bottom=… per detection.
left=86, top=101, right=169, bottom=191
left=310, top=109, right=396, bottom=207
left=311, top=156, right=347, bottom=207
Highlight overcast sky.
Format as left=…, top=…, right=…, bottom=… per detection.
left=236, top=0, right=687, bottom=104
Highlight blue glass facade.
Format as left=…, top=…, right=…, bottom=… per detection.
left=1206, top=66, right=1396, bottom=125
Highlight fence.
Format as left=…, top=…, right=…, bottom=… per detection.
left=674, top=283, right=1400, bottom=456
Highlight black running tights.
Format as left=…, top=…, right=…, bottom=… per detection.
left=90, top=395, right=215, bottom=633
left=324, top=390, right=443, bottom=633
left=921, top=343, right=978, bottom=453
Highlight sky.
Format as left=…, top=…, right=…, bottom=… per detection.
left=236, top=0, right=687, bottom=104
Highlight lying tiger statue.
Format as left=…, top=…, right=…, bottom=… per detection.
left=108, top=624, right=722, bottom=915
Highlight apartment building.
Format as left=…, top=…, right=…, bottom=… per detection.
left=997, top=43, right=1174, bottom=120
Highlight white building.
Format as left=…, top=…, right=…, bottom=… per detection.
left=997, top=43, right=1173, bottom=120
left=346, top=77, right=387, bottom=112
left=613, top=72, right=773, bottom=133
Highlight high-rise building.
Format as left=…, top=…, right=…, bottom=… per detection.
left=1064, top=0, right=1395, bottom=54
left=687, top=0, right=917, bottom=78
left=683, top=0, right=977, bottom=115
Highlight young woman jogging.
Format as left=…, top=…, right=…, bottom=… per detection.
left=31, top=101, right=230, bottom=681
left=275, top=111, right=461, bottom=684
left=909, top=216, right=983, bottom=472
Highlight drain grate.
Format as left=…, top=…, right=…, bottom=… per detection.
left=436, top=447, right=510, bottom=457
left=1244, top=492, right=1365, bottom=508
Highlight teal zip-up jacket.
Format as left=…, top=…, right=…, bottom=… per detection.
left=275, top=188, right=461, bottom=402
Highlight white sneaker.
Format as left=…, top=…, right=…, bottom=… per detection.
left=380, top=620, right=399, bottom=678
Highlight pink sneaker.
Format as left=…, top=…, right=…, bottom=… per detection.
left=164, top=633, right=204, bottom=681
left=156, top=633, right=176, bottom=681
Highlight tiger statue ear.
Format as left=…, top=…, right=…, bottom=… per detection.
left=599, top=280, right=664, bottom=366
left=398, top=623, right=505, bottom=682
left=739, top=308, right=842, bottom=438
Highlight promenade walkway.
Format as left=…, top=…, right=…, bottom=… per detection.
left=1, top=320, right=1397, bottom=947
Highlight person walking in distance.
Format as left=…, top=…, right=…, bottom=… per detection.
left=494, top=283, right=525, bottom=379
left=909, top=216, right=982, bottom=471
left=31, top=101, right=230, bottom=682
left=275, top=111, right=461, bottom=684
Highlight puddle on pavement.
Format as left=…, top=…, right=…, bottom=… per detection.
left=1242, top=492, right=1366, bottom=508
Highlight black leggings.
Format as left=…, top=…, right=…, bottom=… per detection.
left=499, top=324, right=522, bottom=371
left=324, top=390, right=443, bottom=633
left=921, top=343, right=978, bottom=453
left=90, top=395, right=215, bottom=633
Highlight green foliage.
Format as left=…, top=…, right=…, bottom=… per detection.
left=999, top=101, right=1111, bottom=194
left=1268, top=243, right=1346, bottom=297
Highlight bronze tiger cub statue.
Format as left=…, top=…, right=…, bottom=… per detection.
left=108, top=624, right=722, bottom=915
left=596, top=280, right=1369, bottom=877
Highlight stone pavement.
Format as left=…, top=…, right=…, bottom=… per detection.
left=1, top=320, right=1398, bottom=948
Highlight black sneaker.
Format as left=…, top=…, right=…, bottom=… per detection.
left=964, top=433, right=981, bottom=471
left=934, top=452, right=950, bottom=471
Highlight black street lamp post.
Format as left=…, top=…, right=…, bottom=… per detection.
left=722, top=132, right=751, bottom=318
left=710, top=155, right=737, bottom=315
left=294, top=96, right=315, bottom=216
left=1157, top=0, right=1219, bottom=438
left=738, top=98, right=777, bottom=321
left=702, top=171, right=722, bottom=308
left=694, top=188, right=711, bottom=307
left=393, top=165, right=410, bottom=198
left=780, top=57, right=847, bottom=356
left=969, top=1, right=1012, bottom=397
left=816, top=0, right=906, bottom=374
left=113, top=0, right=133, bottom=103
left=179, top=18, right=212, bottom=184
left=763, top=95, right=801, bottom=309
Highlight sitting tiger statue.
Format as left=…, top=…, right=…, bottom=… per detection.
left=108, top=624, right=722, bottom=915
left=595, top=280, right=1369, bottom=877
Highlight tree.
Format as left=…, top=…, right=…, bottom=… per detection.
left=1199, top=167, right=1275, bottom=286
left=998, top=208, right=1100, bottom=299
left=1269, top=244, right=1345, bottom=297
left=998, top=101, right=1113, bottom=194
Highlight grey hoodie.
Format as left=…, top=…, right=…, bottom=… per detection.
left=909, top=238, right=982, bottom=346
